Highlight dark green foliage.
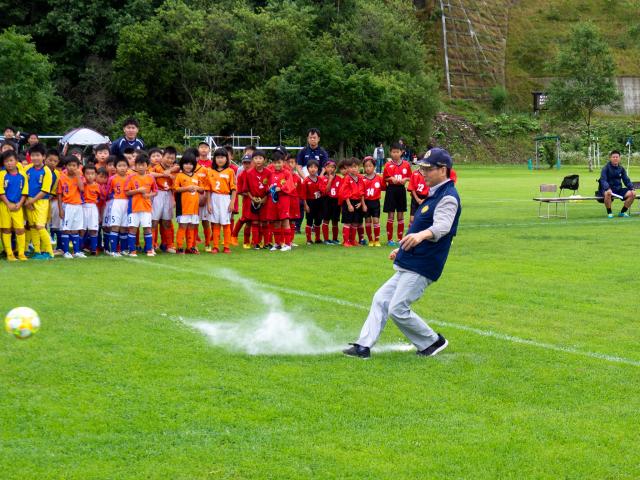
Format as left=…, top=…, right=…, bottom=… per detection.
left=490, top=86, right=508, bottom=112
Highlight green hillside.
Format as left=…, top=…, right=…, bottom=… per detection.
left=506, top=0, right=640, bottom=108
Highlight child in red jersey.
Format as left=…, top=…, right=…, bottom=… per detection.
left=408, top=164, right=430, bottom=228
left=231, top=154, right=254, bottom=248
left=302, top=159, right=327, bottom=245
left=362, top=156, right=384, bottom=247
left=382, top=142, right=411, bottom=246
left=337, top=157, right=365, bottom=247
left=266, top=151, right=296, bottom=251
left=197, top=142, right=212, bottom=168
left=81, top=164, right=102, bottom=255
left=242, top=150, right=271, bottom=249
left=126, top=154, right=158, bottom=256
left=322, top=159, right=341, bottom=244
left=287, top=155, right=303, bottom=246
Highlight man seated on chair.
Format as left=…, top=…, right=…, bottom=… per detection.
left=598, top=150, right=635, bottom=218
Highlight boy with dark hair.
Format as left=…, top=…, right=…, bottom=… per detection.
left=81, top=164, right=101, bottom=255
left=0, top=151, right=28, bottom=260
left=338, top=157, right=366, bottom=247
left=57, top=156, right=86, bottom=259
left=302, top=159, right=327, bottom=245
left=197, top=142, right=211, bottom=168
left=45, top=149, right=63, bottom=254
left=94, top=144, right=110, bottom=169
left=362, top=156, right=384, bottom=247
left=107, top=157, right=132, bottom=256
left=150, top=146, right=178, bottom=252
left=110, top=117, right=144, bottom=156
left=24, top=143, right=54, bottom=259
left=242, top=150, right=271, bottom=249
left=322, top=159, right=342, bottom=244
left=383, top=142, right=411, bottom=246
left=126, top=154, right=157, bottom=256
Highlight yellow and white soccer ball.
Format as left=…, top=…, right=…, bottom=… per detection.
left=4, top=307, right=40, bottom=340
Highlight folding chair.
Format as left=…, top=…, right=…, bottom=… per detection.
left=538, top=184, right=566, bottom=219
left=559, top=174, right=579, bottom=196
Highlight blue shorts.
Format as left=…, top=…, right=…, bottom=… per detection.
left=611, top=188, right=631, bottom=199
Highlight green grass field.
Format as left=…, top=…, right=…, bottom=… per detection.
left=2, top=165, right=639, bottom=479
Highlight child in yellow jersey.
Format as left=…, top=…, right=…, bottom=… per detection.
left=0, top=151, right=29, bottom=261
left=24, top=143, right=54, bottom=259
left=207, top=148, right=237, bottom=253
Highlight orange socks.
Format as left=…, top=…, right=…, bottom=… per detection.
left=223, top=224, right=231, bottom=248
left=176, top=226, right=187, bottom=249
left=212, top=224, right=221, bottom=249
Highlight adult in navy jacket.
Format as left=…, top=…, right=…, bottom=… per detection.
left=344, top=148, right=461, bottom=359
left=296, top=128, right=328, bottom=176
left=110, top=117, right=145, bottom=157
left=598, top=150, right=635, bottom=218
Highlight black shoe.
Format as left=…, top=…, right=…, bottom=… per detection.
left=343, top=343, right=371, bottom=359
left=417, top=334, right=448, bottom=357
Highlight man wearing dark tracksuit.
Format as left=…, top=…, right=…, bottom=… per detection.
left=344, top=148, right=461, bottom=359
left=598, top=150, right=635, bottom=218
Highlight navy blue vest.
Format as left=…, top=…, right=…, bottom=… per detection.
left=394, top=180, right=461, bottom=281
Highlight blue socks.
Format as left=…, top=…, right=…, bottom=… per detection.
left=89, top=235, right=98, bottom=253
left=119, top=233, right=128, bottom=252
left=61, top=234, right=69, bottom=254
left=109, top=232, right=118, bottom=253
left=128, top=234, right=137, bottom=253
left=71, top=234, right=80, bottom=254
left=144, top=233, right=153, bottom=252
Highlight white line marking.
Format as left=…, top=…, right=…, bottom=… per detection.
left=137, top=261, right=640, bottom=367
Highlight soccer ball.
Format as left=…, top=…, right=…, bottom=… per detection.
left=4, top=307, right=40, bottom=340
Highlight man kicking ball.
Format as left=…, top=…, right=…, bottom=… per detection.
left=343, top=148, right=461, bottom=359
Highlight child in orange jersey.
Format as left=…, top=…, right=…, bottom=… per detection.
left=174, top=151, right=205, bottom=254
left=107, top=157, right=132, bottom=256
left=207, top=148, right=237, bottom=254
left=57, top=156, right=86, bottom=258
left=81, top=164, right=102, bottom=255
left=126, top=154, right=157, bottom=256
left=150, top=146, right=178, bottom=253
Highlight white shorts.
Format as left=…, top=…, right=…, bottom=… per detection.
left=110, top=199, right=129, bottom=227
left=177, top=214, right=200, bottom=225
left=211, top=193, right=231, bottom=225
left=62, top=203, right=84, bottom=231
left=83, top=203, right=100, bottom=231
left=103, top=199, right=113, bottom=228
left=152, top=190, right=174, bottom=221
left=199, top=202, right=212, bottom=222
left=128, top=211, right=152, bottom=228
left=49, top=200, right=62, bottom=229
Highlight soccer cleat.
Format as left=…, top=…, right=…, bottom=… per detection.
left=18, top=254, right=28, bottom=261
left=243, top=243, right=251, bottom=249
left=112, top=252, right=122, bottom=257
left=36, top=252, right=53, bottom=260
left=417, top=334, right=449, bottom=357
left=223, top=247, right=231, bottom=254
left=343, top=242, right=353, bottom=248
left=128, top=251, right=138, bottom=257
left=146, top=250, right=156, bottom=257
left=323, top=240, right=333, bottom=245
left=230, top=236, right=239, bottom=246
left=280, top=245, right=292, bottom=252
left=387, top=240, right=397, bottom=247
left=607, top=213, right=614, bottom=219
left=291, top=242, right=299, bottom=247
left=7, top=255, right=17, bottom=262
left=176, top=248, right=185, bottom=255
left=253, top=244, right=261, bottom=250
left=270, top=245, right=281, bottom=251
left=63, top=252, right=74, bottom=259
left=166, top=247, right=177, bottom=254
left=53, top=249, right=63, bottom=256
left=359, top=238, right=368, bottom=246
left=368, top=242, right=375, bottom=247
left=120, top=250, right=130, bottom=256
left=306, top=241, right=313, bottom=246
left=74, top=251, right=87, bottom=258
left=211, top=247, right=219, bottom=254
left=189, top=247, right=200, bottom=255
left=343, top=343, right=371, bottom=359
left=204, top=246, right=212, bottom=253
left=315, top=239, right=322, bottom=244
left=619, top=212, right=630, bottom=217
left=263, top=243, right=273, bottom=250
left=374, top=241, right=382, bottom=247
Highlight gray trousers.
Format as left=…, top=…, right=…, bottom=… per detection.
left=356, top=268, right=439, bottom=351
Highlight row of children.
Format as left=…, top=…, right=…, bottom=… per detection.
left=0, top=140, right=452, bottom=261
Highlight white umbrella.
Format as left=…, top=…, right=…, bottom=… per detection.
left=59, top=127, right=110, bottom=147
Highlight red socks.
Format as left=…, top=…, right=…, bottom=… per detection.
left=321, top=222, right=329, bottom=241
left=342, top=225, right=351, bottom=245
left=373, top=223, right=380, bottom=242
left=332, top=223, right=339, bottom=241
left=313, top=225, right=320, bottom=242
left=349, top=225, right=357, bottom=245
left=386, top=219, right=394, bottom=241
left=305, top=225, right=312, bottom=242
left=397, top=221, right=405, bottom=240
left=251, top=223, right=260, bottom=245
left=357, top=224, right=364, bottom=241
left=365, top=223, right=373, bottom=241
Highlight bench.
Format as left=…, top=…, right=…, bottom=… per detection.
left=533, top=184, right=604, bottom=219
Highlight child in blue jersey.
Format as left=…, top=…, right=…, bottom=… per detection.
left=24, top=143, right=54, bottom=259
left=0, top=151, right=29, bottom=261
